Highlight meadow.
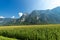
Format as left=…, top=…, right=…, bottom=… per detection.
left=0, top=24, right=60, bottom=40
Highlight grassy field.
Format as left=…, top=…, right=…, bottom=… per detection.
left=0, top=24, right=60, bottom=40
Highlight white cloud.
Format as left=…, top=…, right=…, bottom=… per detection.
left=0, top=16, right=5, bottom=18
left=18, top=12, right=23, bottom=17
left=11, top=16, right=15, bottom=18
left=43, top=0, right=60, bottom=9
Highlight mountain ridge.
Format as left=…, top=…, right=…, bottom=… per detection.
left=1, top=6, right=60, bottom=25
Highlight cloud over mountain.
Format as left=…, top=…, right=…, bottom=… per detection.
left=0, top=16, right=5, bottom=18
left=11, top=16, right=15, bottom=18
left=18, top=12, right=23, bottom=17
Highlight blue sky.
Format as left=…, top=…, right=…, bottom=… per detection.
left=0, top=0, right=60, bottom=18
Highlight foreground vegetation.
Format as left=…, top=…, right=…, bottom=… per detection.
left=0, top=36, right=17, bottom=40
left=0, top=24, right=60, bottom=40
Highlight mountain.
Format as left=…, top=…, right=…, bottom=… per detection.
left=52, top=7, right=60, bottom=14
left=23, top=10, right=57, bottom=24
left=22, top=7, right=60, bottom=24
left=15, top=13, right=29, bottom=25
left=0, top=18, right=16, bottom=25
left=1, top=6, right=60, bottom=25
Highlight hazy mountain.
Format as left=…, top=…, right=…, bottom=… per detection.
left=0, top=18, right=16, bottom=25
left=27, top=9, right=60, bottom=24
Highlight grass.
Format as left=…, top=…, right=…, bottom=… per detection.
left=0, top=36, right=17, bottom=40
left=0, top=24, right=60, bottom=40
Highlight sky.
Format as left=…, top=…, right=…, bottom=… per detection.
left=0, top=0, right=60, bottom=18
